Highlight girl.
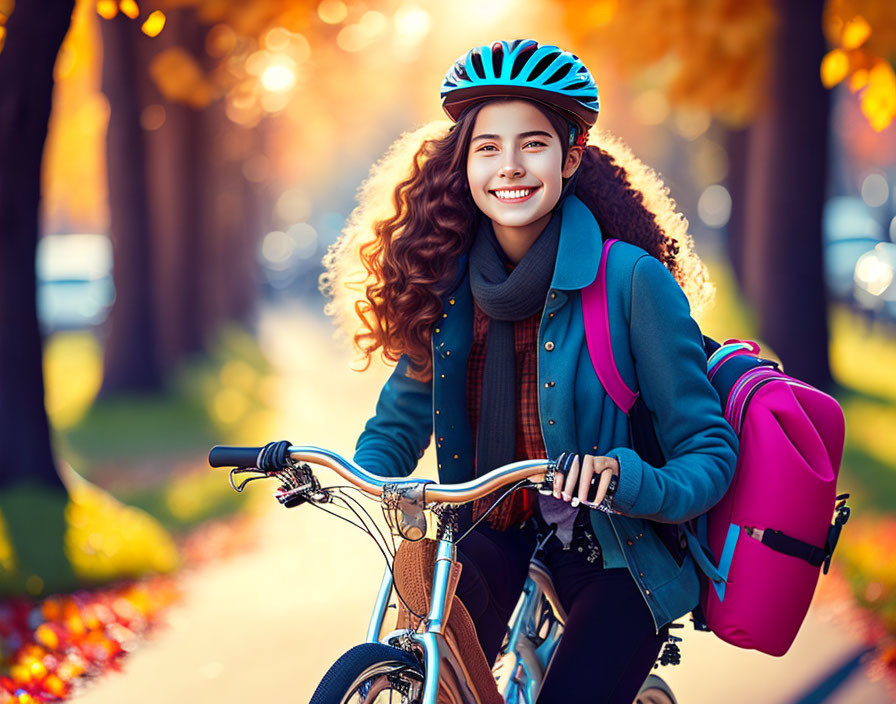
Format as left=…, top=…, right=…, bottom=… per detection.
left=323, top=39, right=737, bottom=704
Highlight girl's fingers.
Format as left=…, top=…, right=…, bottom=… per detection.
left=552, top=452, right=573, bottom=499
left=561, top=454, right=580, bottom=502
left=589, top=465, right=614, bottom=506
left=574, top=454, right=597, bottom=507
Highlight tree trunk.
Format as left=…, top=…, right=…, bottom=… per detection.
left=0, top=0, right=74, bottom=489
left=742, top=0, right=832, bottom=389
left=100, top=15, right=163, bottom=392
left=146, top=9, right=207, bottom=371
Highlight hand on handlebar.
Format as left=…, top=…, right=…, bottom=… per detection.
left=552, top=452, right=619, bottom=512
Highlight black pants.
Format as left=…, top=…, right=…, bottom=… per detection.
left=454, top=513, right=668, bottom=704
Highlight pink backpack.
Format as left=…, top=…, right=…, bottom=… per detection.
left=583, top=238, right=850, bottom=656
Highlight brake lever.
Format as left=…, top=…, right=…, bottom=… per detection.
left=229, top=467, right=270, bottom=493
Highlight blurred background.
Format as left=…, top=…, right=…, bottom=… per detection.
left=1, top=0, right=896, bottom=702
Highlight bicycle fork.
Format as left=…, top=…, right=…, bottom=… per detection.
left=366, top=537, right=477, bottom=703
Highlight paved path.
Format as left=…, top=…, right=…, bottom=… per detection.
left=75, top=304, right=894, bottom=703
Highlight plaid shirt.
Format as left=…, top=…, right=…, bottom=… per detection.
left=467, top=302, right=543, bottom=529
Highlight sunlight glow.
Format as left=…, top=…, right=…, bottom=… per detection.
left=393, top=4, right=431, bottom=41
left=260, top=64, right=296, bottom=93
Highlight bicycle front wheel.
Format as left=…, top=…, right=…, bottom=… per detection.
left=309, top=643, right=425, bottom=704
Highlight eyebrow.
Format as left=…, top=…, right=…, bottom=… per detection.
left=471, top=130, right=554, bottom=142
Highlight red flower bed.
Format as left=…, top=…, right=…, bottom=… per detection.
left=0, top=579, right=179, bottom=703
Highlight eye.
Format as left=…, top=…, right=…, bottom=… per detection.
left=475, top=144, right=498, bottom=152
left=523, top=140, right=547, bottom=149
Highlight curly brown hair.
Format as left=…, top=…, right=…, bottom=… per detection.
left=321, top=101, right=712, bottom=381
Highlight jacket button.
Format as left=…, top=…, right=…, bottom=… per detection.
left=453, top=454, right=458, bottom=459
left=550, top=292, right=557, bottom=300
left=639, top=571, right=644, bottom=577
left=441, top=374, right=445, bottom=378
left=443, top=313, right=447, bottom=318
left=549, top=312, right=555, bottom=318
left=627, top=540, right=633, bottom=546
left=544, top=381, right=555, bottom=388
left=548, top=419, right=555, bottom=425
left=449, top=298, right=455, bottom=305
left=645, top=589, right=651, bottom=596
left=435, top=328, right=440, bottom=333
left=544, top=341, right=555, bottom=351
left=436, top=410, right=440, bottom=415
left=593, top=445, right=598, bottom=451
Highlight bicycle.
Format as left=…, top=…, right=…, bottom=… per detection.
left=208, top=442, right=569, bottom=704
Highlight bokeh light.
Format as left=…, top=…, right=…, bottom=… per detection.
left=632, top=90, right=669, bottom=126
left=861, top=172, right=890, bottom=208
left=264, top=27, right=292, bottom=52
left=855, top=243, right=896, bottom=298
left=697, top=184, right=732, bottom=229
left=360, top=10, right=388, bottom=38
left=260, top=63, right=296, bottom=93
left=139, top=104, right=165, bottom=131
left=673, top=107, right=711, bottom=141
left=337, top=24, right=369, bottom=52
left=318, top=0, right=348, bottom=25
left=275, top=188, right=312, bottom=224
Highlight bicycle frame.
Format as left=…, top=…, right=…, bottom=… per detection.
left=365, top=535, right=564, bottom=704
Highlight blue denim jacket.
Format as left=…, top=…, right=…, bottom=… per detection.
left=354, top=195, right=738, bottom=632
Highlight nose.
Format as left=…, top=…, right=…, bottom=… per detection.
left=499, top=154, right=524, bottom=179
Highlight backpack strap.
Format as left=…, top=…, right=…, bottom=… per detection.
left=581, top=238, right=639, bottom=414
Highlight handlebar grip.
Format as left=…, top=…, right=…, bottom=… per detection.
left=208, top=446, right=263, bottom=469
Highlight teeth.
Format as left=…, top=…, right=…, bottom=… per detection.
left=494, top=188, right=532, bottom=200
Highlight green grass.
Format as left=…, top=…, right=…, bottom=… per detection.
left=50, top=325, right=275, bottom=535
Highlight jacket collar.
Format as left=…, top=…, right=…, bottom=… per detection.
left=550, top=195, right=604, bottom=291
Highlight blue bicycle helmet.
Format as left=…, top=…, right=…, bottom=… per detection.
left=441, top=39, right=599, bottom=137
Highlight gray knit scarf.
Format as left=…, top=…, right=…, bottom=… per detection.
left=468, top=211, right=562, bottom=477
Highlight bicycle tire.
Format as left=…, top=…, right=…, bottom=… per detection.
left=309, top=642, right=425, bottom=704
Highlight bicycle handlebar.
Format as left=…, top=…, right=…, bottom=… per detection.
left=209, top=444, right=554, bottom=505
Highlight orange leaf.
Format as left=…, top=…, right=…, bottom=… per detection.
left=96, top=0, right=117, bottom=19
left=821, top=48, right=850, bottom=88
left=141, top=10, right=165, bottom=37
left=841, top=15, right=871, bottom=50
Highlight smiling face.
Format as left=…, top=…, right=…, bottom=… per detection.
left=466, top=99, right=582, bottom=263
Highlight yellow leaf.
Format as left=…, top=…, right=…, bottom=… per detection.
left=821, top=49, right=849, bottom=88
left=95, top=0, right=117, bottom=20
left=141, top=9, right=165, bottom=37
left=861, top=60, right=896, bottom=132
left=850, top=68, right=869, bottom=92
left=118, top=0, right=138, bottom=20
left=841, top=15, right=871, bottom=50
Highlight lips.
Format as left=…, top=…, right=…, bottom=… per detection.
left=490, top=185, right=541, bottom=203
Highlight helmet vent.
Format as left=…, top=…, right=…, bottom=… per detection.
left=491, top=46, right=504, bottom=76
left=545, top=63, right=572, bottom=84
left=471, top=51, right=485, bottom=79
left=529, top=52, right=560, bottom=80
left=510, top=43, right=537, bottom=80
left=565, top=80, right=590, bottom=91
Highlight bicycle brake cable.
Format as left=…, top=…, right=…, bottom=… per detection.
left=455, top=479, right=530, bottom=544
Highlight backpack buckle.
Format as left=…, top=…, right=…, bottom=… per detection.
left=823, top=494, right=851, bottom=575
